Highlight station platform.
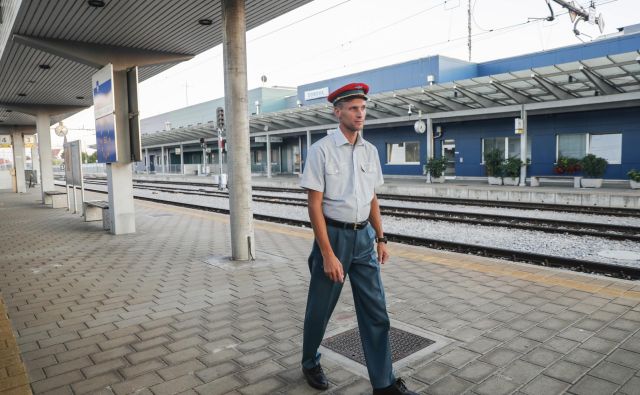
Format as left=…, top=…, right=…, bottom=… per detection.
left=1, top=188, right=640, bottom=395
left=132, top=173, right=640, bottom=209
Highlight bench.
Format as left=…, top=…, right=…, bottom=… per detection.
left=44, top=191, right=67, bottom=208
left=530, top=175, right=582, bottom=188
left=83, top=200, right=110, bottom=230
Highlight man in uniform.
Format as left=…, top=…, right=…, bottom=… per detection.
left=300, top=83, right=418, bottom=395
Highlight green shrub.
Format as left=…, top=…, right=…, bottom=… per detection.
left=503, top=156, right=523, bottom=178
left=423, top=157, right=448, bottom=178
left=483, top=148, right=504, bottom=177
left=628, top=169, right=640, bottom=182
left=581, top=154, right=607, bottom=178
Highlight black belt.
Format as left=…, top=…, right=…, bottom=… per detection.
left=325, top=217, right=369, bottom=230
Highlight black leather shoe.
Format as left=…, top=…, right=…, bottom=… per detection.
left=302, top=364, right=329, bottom=390
left=373, top=378, right=419, bottom=395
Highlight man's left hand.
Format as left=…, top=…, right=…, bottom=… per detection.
left=377, top=242, right=389, bottom=264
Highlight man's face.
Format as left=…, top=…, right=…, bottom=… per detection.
left=334, top=98, right=366, bottom=133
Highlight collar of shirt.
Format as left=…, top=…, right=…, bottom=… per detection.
left=331, top=129, right=365, bottom=147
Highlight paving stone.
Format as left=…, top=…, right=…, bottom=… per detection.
left=473, top=375, right=519, bottom=395
left=522, top=347, right=562, bottom=367
left=234, top=349, right=276, bottom=367
left=521, top=374, right=570, bottom=395
left=194, top=375, right=244, bottom=395
left=563, top=348, right=606, bottom=367
left=606, top=349, right=640, bottom=369
left=119, top=359, right=166, bottom=379
left=237, top=377, right=286, bottom=395
left=195, top=361, right=240, bottom=383
left=581, top=336, right=618, bottom=354
left=127, top=346, right=170, bottom=365
left=70, top=372, right=121, bottom=394
left=544, top=360, right=589, bottom=384
left=158, top=360, right=207, bottom=381
left=542, top=336, right=579, bottom=354
left=81, top=357, right=127, bottom=378
left=558, top=327, right=595, bottom=342
left=590, top=361, right=634, bottom=385
left=31, top=371, right=84, bottom=393
left=479, top=348, right=521, bottom=367
left=44, top=357, right=93, bottom=378
left=462, top=337, right=501, bottom=354
left=239, top=361, right=284, bottom=383
left=111, top=372, right=164, bottom=395
left=150, top=374, right=203, bottom=395
left=437, top=348, right=480, bottom=369
left=428, top=375, right=473, bottom=395
left=452, top=361, right=497, bottom=383
left=569, top=374, right=620, bottom=395
left=91, top=345, right=132, bottom=363
left=414, top=362, right=455, bottom=384
left=619, top=376, right=640, bottom=395
left=502, top=359, right=544, bottom=384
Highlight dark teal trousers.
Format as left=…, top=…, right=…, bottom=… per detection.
left=301, top=223, right=395, bottom=389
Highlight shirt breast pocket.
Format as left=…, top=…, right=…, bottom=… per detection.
left=360, top=162, right=378, bottom=196
left=325, top=161, right=347, bottom=199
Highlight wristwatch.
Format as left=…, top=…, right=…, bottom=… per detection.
left=375, top=236, right=388, bottom=244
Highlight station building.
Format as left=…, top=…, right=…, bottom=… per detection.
left=140, top=23, right=640, bottom=181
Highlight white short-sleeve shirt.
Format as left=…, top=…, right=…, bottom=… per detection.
left=300, top=129, right=384, bottom=223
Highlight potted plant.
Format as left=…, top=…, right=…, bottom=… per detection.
left=502, top=156, right=523, bottom=185
left=423, top=157, right=448, bottom=183
left=580, top=154, right=607, bottom=188
left=554, top=156, right=581, bottom=175
left=484, top=148, right=504, bottom=185
left=628, top=169, right=640, bottom=190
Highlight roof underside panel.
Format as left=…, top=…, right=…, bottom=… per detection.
left=0, top=0, right=313, bottom=126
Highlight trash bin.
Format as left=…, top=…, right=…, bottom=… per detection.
left=220, top=174, right=228, bottom=189
left=212, top=174, right=219, bottom=185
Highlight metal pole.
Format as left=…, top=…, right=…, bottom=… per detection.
left=160, top=146, right=165, bottom=173
left=223, top=0, right=255, bottom=261
left=520, top=105, right=528, bottom=186
left=145, top=148, right=149, bottom=174
left=426, top=116, right=434, bottom=159
left=180, top=144, right=184, bottom=175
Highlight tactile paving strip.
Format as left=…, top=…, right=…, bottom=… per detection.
left=322, top=326, right=435, bottom=365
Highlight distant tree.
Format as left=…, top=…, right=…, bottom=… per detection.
left=82, top=152, right=97, bottom=163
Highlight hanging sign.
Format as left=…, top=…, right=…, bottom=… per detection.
left=92, top=64, right=118, bottom=163
left=0, top=135, right=11, bottom=148
left=23, top=135, right=36, bottom=148
left=515, top=118, right=524, bottom=135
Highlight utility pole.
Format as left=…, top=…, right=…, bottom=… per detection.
left=467, top=0, right=472, bottom=62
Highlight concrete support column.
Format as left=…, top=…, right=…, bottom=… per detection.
left=180, top=144, right=184, bottom=174
left=104, top=68, right=136, bottom=235
left=31, top=135, right=41, bottom=184
left=305, top=130, right=311, bottom=170
left=36, top=112, right=54, bottom=201
left=426, top=117, right=434, bottom=159
left=145, top=148, right=149, bottom=174
left=266, top=135, right=271, bottom=178
left=519, top=106, right=528, bottom=186
left=12, top=132, right=26, bottom=193
left=160, top=146, right=165, bottom=173
left=222, top=0, right=255, bottom=261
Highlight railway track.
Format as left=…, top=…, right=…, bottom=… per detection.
left=78, top=180, right=640, bottom=242
left=63, top=182, right=640, bottom=280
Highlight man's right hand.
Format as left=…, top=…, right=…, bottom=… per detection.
left=322, top=253, right=344, bottom=283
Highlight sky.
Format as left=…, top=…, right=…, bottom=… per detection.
left=53, top=0, right=640, bottom=150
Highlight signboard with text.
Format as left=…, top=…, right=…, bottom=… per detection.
left=304, top=87, right=329, bottom=101
left=23, top=135, right=35, bottom=148
left=0, top=135, right=11, bottom=148
left=92, top=64, right=118, bottom=163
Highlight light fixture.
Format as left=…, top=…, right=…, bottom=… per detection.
left=17, top=93, right=26, bottom=97
left=76, top=96, right=84, bottom=100
left=407, top=104, right=412, bottom=116
left=87, top=0, right=105, bottom=7
left=568, top=75, right=575, bottom=83
left=6, top=109, right=12, bottom=112
left=198, top=19, right=213, bottom=26
left=39, top=64, right=51, bottom=70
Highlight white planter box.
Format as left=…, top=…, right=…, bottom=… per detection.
left=503, top=177, right=519, bottom=186
left=631, top=180, right=640, bottom=189
left=488, top=176, right=503, bottom=185
left=427, top=176, right=445, bottom=183
left=581, top=178, right=603, bottom=188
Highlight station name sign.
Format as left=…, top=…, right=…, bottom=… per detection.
left=255, top=136, right=283, bottom=143
left=303, top=87, right=329, bottom=101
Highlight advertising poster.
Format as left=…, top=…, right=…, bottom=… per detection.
left=23, top=135, right=35, bottom=148
left=92, top=64, right=118, bottom=163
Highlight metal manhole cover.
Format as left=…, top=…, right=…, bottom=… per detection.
left=321, top=326, right=435, bottom=365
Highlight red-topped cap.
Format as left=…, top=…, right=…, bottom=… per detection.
left=327, top=83, right=369, bottom=104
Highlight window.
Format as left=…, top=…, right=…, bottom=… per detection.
left=557, top=133, right=586, bottom=159
left=387, top=142, right=419, bottom=164
left=481, top=137, right=531, bottom=162
left=556, top=133, right=622, bottom=164
left=590, top=133, right=621, bottom=164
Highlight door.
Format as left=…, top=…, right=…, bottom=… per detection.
left=442, top=139, right=456, bottom=178
left=293, top=142, right=301, bottom=174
